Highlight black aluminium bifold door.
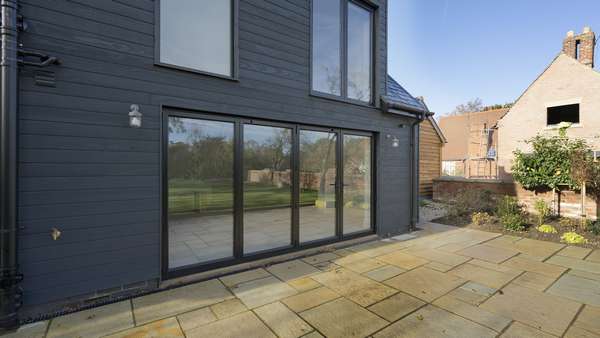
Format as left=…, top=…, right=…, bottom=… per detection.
left=163, top=111, right=375, bottom=278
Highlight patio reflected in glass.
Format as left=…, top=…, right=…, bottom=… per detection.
left=343, top=135, right=372, bottom=234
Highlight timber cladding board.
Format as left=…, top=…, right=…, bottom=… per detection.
left=15, top=0, right=409, bottom=311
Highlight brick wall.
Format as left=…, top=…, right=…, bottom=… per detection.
left=433, top=177, right=598, bottom=220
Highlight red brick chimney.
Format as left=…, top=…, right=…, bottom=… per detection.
left=563, top=27, right=596, bottom=68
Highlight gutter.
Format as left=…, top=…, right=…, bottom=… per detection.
left=381, top=96, right=430, bottom=232
left=0, top=0, right=21, bottom=329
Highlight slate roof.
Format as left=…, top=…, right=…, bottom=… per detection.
left=386, top=75, right=427, bottom=112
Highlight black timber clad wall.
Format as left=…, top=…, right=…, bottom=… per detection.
left=17, top=0, right=410, bottom=308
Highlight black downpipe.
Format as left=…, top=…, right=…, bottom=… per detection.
left=0, top=0, right=20, bottom=329
left=409, top=111, right=427, bottom=232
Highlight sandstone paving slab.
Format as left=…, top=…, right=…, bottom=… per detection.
left=433, top=295, right=511, bottom=332
left=287, top=277, right=321, bottom=292
left=2, top=321, right=48, bottom=338
left=133, top=279, right=233, bottom=324
left=363, top=265, right=406, bottom=282
left=501, top=322, right=556, bottom=338
left=254, top=302, right=314, bottom=338
left=446, top=281, right=496, bottom=306
left=104, top=317, right=184, bottom=338
left=282, top=287, right=340, bottom=313
left=424, top=261, right=454, bottom=272
left=512, top=238, right=565, bottom=260
left=481, top=284, right=581, bottom=336
left=301, top=331, right=325, bottom=338
left=210, top=298, right=247, bottom=319
left=376, top=251, right=429, bottom=270
left=384, top=267, right=466, bottom=302
left=300, top=298, right=388, bottom=338
left=47, top=300, right=133, bottom=338
left=312, top=261, right=340, bottom=271
left=457, top=244, right=519, bottom=264
left=367, top=292, right=426, bottom=322
left=230, top=276, right=297, bottom=309
left=404, top=248, right=471, bottom=268
left=436, top=241, right=475, bottom=253
left=567, top=305, right=600, bottom=336
left=585, top=249, right=600, bottom=263
left=312, top=268, right=397, bottom=306
left=546, top=273, right=600, bottom=306
left=484, top=235, right=523, bottom=249
left=347, top=241, right=403, bottom=257
left=449, top=263, right=519, bottom=289
left=176, top=307, right=216, bottom=332
left=337, top=257, right=386, bottom=274
left=469, top=259, right=523, bottom=274
left=373, top=305, right=497, bottom=338
left=546, top=255, right=600, bottom=274
left=302, top=252, right=339, bottom=265
left=512, top=271, right=558, bottom=291
left=502, top=256, right=567, bottom=278
left=186, top=311, right=276, bottom=338
left=570, top=269, right=600, bottom=281
left=564, top=326, right=600, bottom=338
left=267, top=260, right=321, bottom=282
left=219, top=268, right=272, bottom=287
left=558, top=246, right=593, bottom=259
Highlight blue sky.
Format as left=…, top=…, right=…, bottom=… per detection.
left=388, top=0, right=600, bottom=116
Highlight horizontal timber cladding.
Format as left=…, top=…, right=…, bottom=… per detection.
left=15, top=0, right=411, bottom=313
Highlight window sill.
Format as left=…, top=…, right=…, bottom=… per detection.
left=545, top=123, right=583, bottom=130
left=155, top=62, right=239, bottom=82
left=310, top=91, right=376, bottom=109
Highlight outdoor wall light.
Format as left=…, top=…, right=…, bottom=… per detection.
left=386, top=134, right=400, bottom=148
left=129, top=104, right=142, bottom=128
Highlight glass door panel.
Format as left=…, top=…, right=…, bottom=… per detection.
left=343, top=134, right=372, bottom=234
left=167, top=117, right=235, bottom=268
left=243, top=124, right=293, bottom=254
left=299, top=130, right=337, bottom=243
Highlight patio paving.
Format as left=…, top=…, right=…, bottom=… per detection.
left=7, top=222, right=600, bottom=338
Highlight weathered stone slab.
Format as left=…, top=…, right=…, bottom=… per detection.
left=449, top=263, right=518, bottom=289
left=367, top=292, right=425, bottom=322
left=446, top=281, right=496, bottom=306
left=287, top=277, right=321, bottom=292
left=564, top=326, right=600, bottom=338
left=568, top=305, right=600, bottom=336
left=133, top=279, right=233, bottom=324
left=558, top=246, right=593, bottom=259
left=300, top=298, right=388, bottom=338
left=513, top=238, right=565, bottom=260
left=546, top=273, right=600, bottom=306
left=282, top=287, right=339, bottom=313
left=501, top=322, right=556, bottom=338
left=586, top=250, right=600, bottom=263
left=546, top=255, right=600, bottom=274
left=47, top=301, right=133, bottom=338
left=363, top=265, right=405, bottom=282
left=219, top=268, right=272, bottom=287
left=481, top=284, right=581, bottom=336
left=405, top=248, right=471, bottom=268
left=424, top=261, right=454, bottom=272
left=230, top=276, right=297, bottom=309
left=267, top=260, right=321, bottom=282
left=186, top=311, right=276, bottom=338
left=373, top=305, right=497, bottom=338
left=105, top=317, right=184, bottom=338
left=384, top=267, right=465, bottom=302
left=302, top=252, right=339, bottom=265
left=512, top=271, right=557, bottom=291
left=254, top=302, right=313, bottom=338
left=337, top=257, right=386, bottom=273
left=457, top=244, right=519, bottom=264
left=210, top=299, right=247, bottom=319
left=481, top=235, right=522, bottom=250
left=502, top=256, right=567, bottom=278
left=176, top=307, right=216, bottom=332
left=433, top=295, right=511, bottom=332
left=3, top=321, right=48, bottom=338
left=312, top=268, right=397, bottom=306
left=376, top=251, right=429, bottom=270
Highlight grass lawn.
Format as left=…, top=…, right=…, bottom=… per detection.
left=169, top=179, right=320, bottom=214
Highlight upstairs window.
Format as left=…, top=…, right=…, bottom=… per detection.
left=312, top=0, right=374, bottom=104
left=547, top=104, right=580, bottom=126
left=158, top=0, right=234, bottom=77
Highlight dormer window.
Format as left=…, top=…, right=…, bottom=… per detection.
left=547, top=104, right=580, bottom=126
left=311, top=0, right=374, bottom=104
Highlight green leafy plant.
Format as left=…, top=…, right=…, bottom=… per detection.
left=536, top=224, right=557, bottom=234
left=587, top=221, right=600, bottom=236
left=502, top=213, right=527, bottom=232
left=559, top=217, right=578, bottom=230
left=533, top=199, right=551, bottom=226
left=447, top=189, right=495, bottom=218
left=471, top=212, right=493, bottom=226
left=496, top=196, right=527, bottom=231
left=561, top=232, right=587, bottom=244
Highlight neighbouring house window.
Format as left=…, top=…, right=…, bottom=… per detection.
left=442, top=161, right=465, bottom=177
left=312, top=0, right=374, bottom=103
left=547, top=104, right=580, bottom=126
left=159, top=0, right=233, bottom=77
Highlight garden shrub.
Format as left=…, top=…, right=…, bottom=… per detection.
left=536, top=224, right=557, bottom=234
left=587, top=221, right=600, bottom=236
left=561, top=232, right=588, bottom=244
left=447, top=189, right=495, bottom=218
left=471, top=212, right=493, bottom=226
left=559, top=217, right=579, bottom=230
left=501, top=213, right=527, bottom=232
left=533, top=199, right=551, bottom=226
left=496, top=196, right=527, bottom=231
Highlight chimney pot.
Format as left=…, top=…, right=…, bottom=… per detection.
left=562, top=27, right=595, bottom=68
left=583, top=26, right=591, bottom=33
left=567, top=30, right=575, bottom=37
